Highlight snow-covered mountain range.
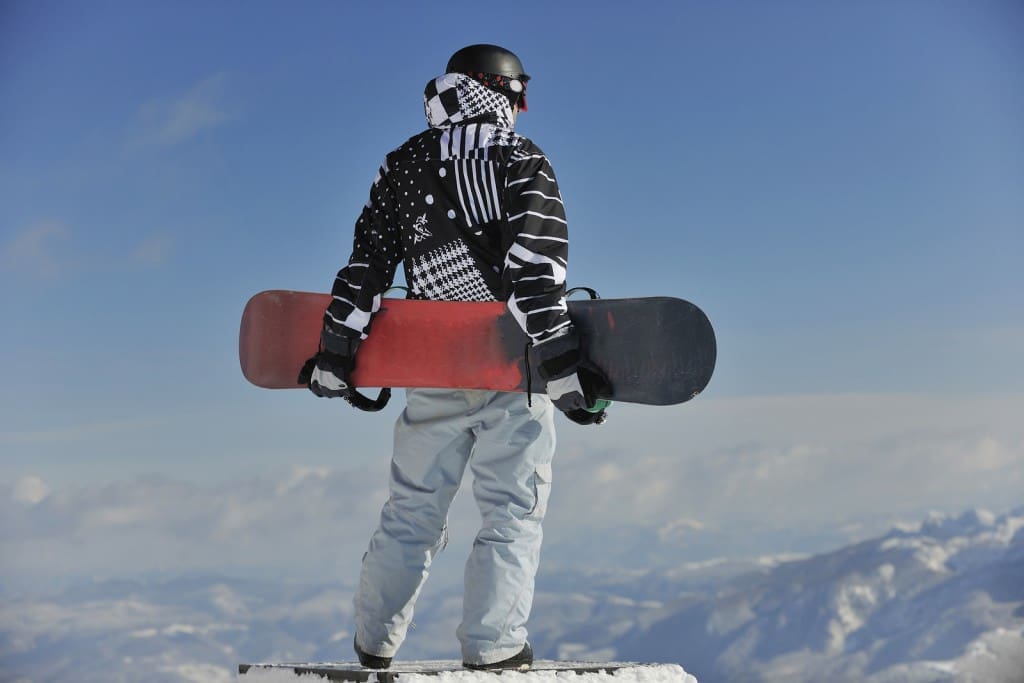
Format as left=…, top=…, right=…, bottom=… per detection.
left=530, top=507, right=1024, bottom=682
left=1, top=508, right=1021, bottom=683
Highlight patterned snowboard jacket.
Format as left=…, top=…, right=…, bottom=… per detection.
left=324, top=73, right=571, bottom=345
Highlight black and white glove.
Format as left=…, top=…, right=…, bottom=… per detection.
left=298, top=325, right=390, bottom=412
left=532, top=329, right=612, bottom=425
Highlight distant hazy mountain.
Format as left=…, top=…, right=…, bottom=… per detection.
left=1, top=508, right=1020, bottom=683
left=527, top=507, right=1024, bottom=682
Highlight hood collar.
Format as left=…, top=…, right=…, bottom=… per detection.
left=423, top=73, right=516, bottom=130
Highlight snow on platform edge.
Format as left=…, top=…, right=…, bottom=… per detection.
left=237, top=662, right=697, bottom=683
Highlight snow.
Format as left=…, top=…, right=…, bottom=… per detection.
left=238, top=663, right=697, bottom=683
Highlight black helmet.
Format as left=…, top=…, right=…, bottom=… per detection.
left=446, top=44, right=530, bottom=111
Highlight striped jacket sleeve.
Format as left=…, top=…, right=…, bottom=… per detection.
left=504, top=143, right=572, bottom=344
left=324, top=161, right=403, bottom=339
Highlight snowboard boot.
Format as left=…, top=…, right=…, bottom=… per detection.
left=353, top=637, right=392, bottom=669
left=464, top=642, right=533, bottom=671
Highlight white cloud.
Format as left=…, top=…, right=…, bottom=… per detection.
left=0, top=464, right=389, bottom=587
left=132, top=72, right=232, bottom=149
left=129, top=233, right=174, bottom=266
left=657, top=518, right=705, bottom=543
left=539, top=393, right=1024, bottom=563
left=0, top=416, right=167, bottom=446
left=12, top=476, right=50, bottom=505
left=0, top=220, right=69, bottom=280
left=0, top=223, right=174, bottom=283
left=1, top=394, right=1022, bottom=589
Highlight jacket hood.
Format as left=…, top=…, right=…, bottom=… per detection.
left=423, top=73, right=516, bottom=130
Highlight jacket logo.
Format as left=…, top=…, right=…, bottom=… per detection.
left=413, top=213, right=432, bottom=244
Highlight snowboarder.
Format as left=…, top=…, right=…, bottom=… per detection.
left=301, top=44, right=609, bottom=670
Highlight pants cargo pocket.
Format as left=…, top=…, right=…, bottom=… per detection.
left=526, top=462, right=553, bottom=521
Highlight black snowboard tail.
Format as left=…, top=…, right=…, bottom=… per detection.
left=556, top=296, right=716, bottom=405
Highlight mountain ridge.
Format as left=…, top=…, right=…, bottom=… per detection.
left=1, top=507, right=1021, bottom=682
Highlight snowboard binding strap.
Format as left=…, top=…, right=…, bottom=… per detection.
left=344, top=386, right=392, bottom=412
left=344, top=387, right=391, bottom=413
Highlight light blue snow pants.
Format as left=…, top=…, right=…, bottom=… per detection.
left=353, top=388, right=555, bottom=666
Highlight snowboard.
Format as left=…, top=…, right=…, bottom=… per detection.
left=239, top=291, right=716, bottom=406
left=237, top=660, right=694, bottom=682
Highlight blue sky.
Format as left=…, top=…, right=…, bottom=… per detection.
left=1, top=1, right=1023, bottom=584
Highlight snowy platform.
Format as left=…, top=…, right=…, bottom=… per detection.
left=237, top=661, right=697, bottom=683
